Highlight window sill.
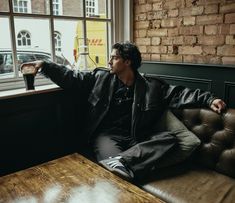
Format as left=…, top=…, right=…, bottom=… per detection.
left=0, top=84, right=62, bottom=100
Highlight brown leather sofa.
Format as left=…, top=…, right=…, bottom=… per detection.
left=139, top=108, right=235, bottom=203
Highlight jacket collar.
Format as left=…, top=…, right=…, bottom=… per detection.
left=108, top=74, right=117, bottom=103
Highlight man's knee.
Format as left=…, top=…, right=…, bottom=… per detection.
left=92, top=134, right=123, bottom=161
left=175, top=130, right=201, bottom=153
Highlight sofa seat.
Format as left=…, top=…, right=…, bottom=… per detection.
left=141, top=166, right=235, bottom=203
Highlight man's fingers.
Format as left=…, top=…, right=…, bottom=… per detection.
left=217, top=105, right=222, bottom=114
left=211, top=104, right=219, bottom=113
left=210, top=99, right=227, bottom=114
left=217, top=101, right=226, bottom=113
left=221, top=101, right=226, bottom=109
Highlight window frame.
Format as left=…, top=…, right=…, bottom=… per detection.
left=0, top=0, right=125, bottom=92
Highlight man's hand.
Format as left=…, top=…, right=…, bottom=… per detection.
left=20, top=60, right=44, bottom=75
left=210, top=99, right=226, bottom=114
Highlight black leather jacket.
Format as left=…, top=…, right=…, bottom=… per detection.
left=41, top=62, right=216, bottom=141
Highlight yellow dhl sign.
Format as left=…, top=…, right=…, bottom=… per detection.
left=73, top=21, right=107, bottom=68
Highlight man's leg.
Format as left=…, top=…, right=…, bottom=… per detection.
left=99, top=131, right=177, bottom=178
left=152, top=110, right=201, bottom=168
left=92, top=133, right=124, bottom=161
left=119, top=131, right=177, bottom=176
left=92, top=132, right=136, bottom=161
left=93, top=132, right=136, bottom=179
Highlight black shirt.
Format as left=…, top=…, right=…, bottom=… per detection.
left=96, top=78, right=134, bottom=135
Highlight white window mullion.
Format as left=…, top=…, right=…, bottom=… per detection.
left=50, top=0, right=56, bottom=62
left=107, top=0, right=112, bottom=57
left=9, top=0, right=19, bottom=78
left=83, top=0, right=87, bottom=46
left=113, top=0, right=133, bottom=43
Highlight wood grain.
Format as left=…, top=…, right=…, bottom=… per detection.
left=0, top=153, right=164, bottom=203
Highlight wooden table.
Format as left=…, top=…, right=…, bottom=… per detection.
left=0, top=153, right=163, bottom=203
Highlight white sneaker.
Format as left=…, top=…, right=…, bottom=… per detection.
left=99, top=156, right=134, bottom=180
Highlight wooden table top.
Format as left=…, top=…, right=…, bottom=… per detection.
left=0, top=153, right=163, bottom=203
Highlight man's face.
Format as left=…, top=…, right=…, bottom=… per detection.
left=108, top=49, right=131, bottom=75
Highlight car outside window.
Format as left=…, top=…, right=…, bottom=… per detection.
left=0, top=50, right=73, bottom=75
left=0, top=53, right=13, bottom=74
left=17, top=53, right=35, bottom=63
left=34, top=54, right=51, bottom=62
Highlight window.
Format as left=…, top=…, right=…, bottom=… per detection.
left=53, top=0, right=62, bottom=16
left=0, top=0, right=114, bottom=91
left=86, top=0, right=98, bottom=17
left=54, top=31, right=62, bottom=52
left=17, top=30, right=31, bottom=47
left=13, top=0, right=31, bottom=13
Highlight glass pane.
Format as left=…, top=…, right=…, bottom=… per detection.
left=86, top=0, right=107, bottom=18
left=0, top=0, right=9, bottom=12
left=0, top=17, right=14, bottom=78
left=14, top=17, right=51, bottom=71
left=53, top=0, right=83, bottom=17
left=86, top=21, right=107, bottom=67
left=54, top=19, right=82, bottom=68
left=12, top=0, right=50, bottom=15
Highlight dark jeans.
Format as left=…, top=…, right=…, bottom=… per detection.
left=92, top=131, right=177, bottom=175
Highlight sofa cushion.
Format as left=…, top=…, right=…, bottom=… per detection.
left=141, top=166, right=235, bottom=203
left=173, top=108, right=235, bottom=178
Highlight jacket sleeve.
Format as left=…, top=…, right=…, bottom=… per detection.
left=40, top=61, right=95, bottom=92
left=163, top=84, right=217, bottom=109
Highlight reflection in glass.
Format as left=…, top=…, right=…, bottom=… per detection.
left=74, top=38, right=97, bottom=72
left=0, top=17, right=14, bottom=77
left=0, top=0, right=9, bottom=12
left=86, top=21, right=107, bottom=67
left=54, top=19, right=82, bottom=68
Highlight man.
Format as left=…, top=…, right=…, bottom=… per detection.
left=21, top=42, right=226, bottom=180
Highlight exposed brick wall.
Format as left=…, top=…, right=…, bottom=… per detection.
left=134, top=0, right=235, bottom=65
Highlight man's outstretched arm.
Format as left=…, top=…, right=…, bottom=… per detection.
left=164, top=85, right=226, bottom=114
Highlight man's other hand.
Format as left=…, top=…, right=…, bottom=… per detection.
left=210, top=99, right=226, bottom=114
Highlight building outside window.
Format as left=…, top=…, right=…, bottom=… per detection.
left=0, top=0, right=113, bottom=91
left=13, top=0, right=32, bottom=13
left=86, top=0, right=98, bottom=17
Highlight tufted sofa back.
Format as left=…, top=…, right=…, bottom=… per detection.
left=173, top=108, right=235, bottom=178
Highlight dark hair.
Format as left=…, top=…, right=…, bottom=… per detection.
left=112, top=41, right=142, bottom=71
